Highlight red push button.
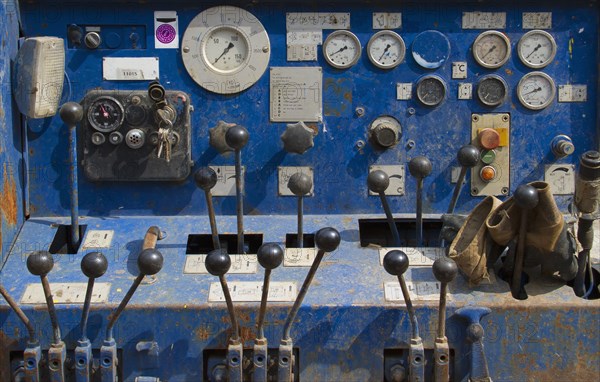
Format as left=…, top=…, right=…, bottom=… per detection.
left=479, top=128, right=501, bottom=150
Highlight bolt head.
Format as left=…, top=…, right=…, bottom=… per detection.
left=225, top=125, right=249, bottom=150
left=315, top=227, right=341, bottom=252
left=257, top=243, right=284, bottom=270
left=514, top=184, right=539, bottom=210
left=194, top=167, right=218, bottom=191
left=288, top=173, right=312, bottom=196
left=138, top=248, right=164, bottom=276
left=383, top=250, right=409, bottom=276
left=432, top=257, right=458, bottom=283
left=457, top=145, right=480, bottom=168
left=367, top=170, right=390, bottom=193
left=408, top=156, right=432, bottom=179
left=205, top=249, right=231, bottom=276
left=26, top=251, right=54, bottom=276
left=59, top=102, right=83, bottom=126
left=81, top=252, right=108, bottom=279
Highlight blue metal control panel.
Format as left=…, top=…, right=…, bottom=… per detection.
left=1, top=0, right=599, bottom=381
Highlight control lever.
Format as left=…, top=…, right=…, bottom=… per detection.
left=225, top=125, right=249, bottom=254
left=279, top=227, right=341, bottom=382
left=0, top=280, right=42, bottom=380
left=101, top=248, right=164, bottom=382
left=448, top=145, right=480, bottom=214
left=383, top=250, right=424, bottom=382
left=368, top=170, right=401, bottom=247
left=288, top=173, right=313, bottom=248
left=75, top=252, right=108, bottom=382
left=205, top=249, right=243, bottom=382
left=60, top=102, right=84, bottom=249
left=432, top=257, right=458, bottom=382
left=26, top=251, right=66, bottom=381
left=511, top=184, right=539, bottom=300
left=254, top=243, right=284, bottom=382
left=455, top=307, right=492, bottom=382
left=195, top=167, right=221, bottom=250
left=409, top=156, right=432, bottom=246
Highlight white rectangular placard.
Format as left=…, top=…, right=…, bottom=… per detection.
left=379, top=247, right=444, bottom=267
left=286, top=13, right=350, bottom=30
left=184, top=255, right=257, bottom=274
left=270, top=67, right=322, bottom=122
left=102, top=57, right=159, bottom=81
left=462, top=12, right=506, bottom=29
left=384, top=281, right=442, bottom=302
left=22, top=283, right=111, bottom=304
left=209, top=281, right=297, bottom=302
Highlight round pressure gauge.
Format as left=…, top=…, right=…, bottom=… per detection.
left=517, top=30, right=557, bottom=69
left=87, top=96, right=124, bottom=133
left=416, top=75, right=446, bottom=107
left=472, top=31, right=511, bottom=69
left=477, top=75, right=508, bottom=107
left=411, top=30, right=451, bottom=69
left=181, top=6, right=271, bottom=95
left=323, top=30, right=361, bottom=69
left=367, top=30, right=406, bottom=69
left=517, top=71, right=556, bottom=110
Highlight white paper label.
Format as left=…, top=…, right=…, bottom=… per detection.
left=278, top=166, right=314, bottom=196
left=284, top=248, right=318, bottom=267
left=102, top=57, right=159, bottom=81
left=287, top=31, right=322, bottom=46
left=22, top=283, right=111, bottom=304
left=458, top=83, right=473, bottom=100
left=154, top=11, right=179, bottom=49
left=379, top=247, right=444, bottom=267
left=82, top=230, right=114, bottom=249
left=373, top=13, right=402, bottom=29
left=522, top=12, right=552, bottom=29
left=208, top=166, right=245, bottom=196
left=462, top=12, right=506, bottom=29
left=286, top=13, right=350, bottom=30
left=270, top=67, right=322, bottom=122
left=208, top=281, right=297, bottom=302
left=287, top=44, right=318, bottom=62
left=369, top=165, right=405, bottom=196
left=384, top=281, right=442, bottom=302
left=545, top=164, right=576, bottom=195
left=558, top=85, right=587, bottom=102
left=396, top=83, right=412, bottom=100
left=452, top=62, right=468, bottom=79
left=184, top=255, right=257, bottom=274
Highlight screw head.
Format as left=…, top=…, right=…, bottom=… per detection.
left=514, top=184, right=539, bottom=210
left=288, top=173, right=312, bottom=196
left=367, top=170, right=390, bottom=193
left=408, top=156, right=432, bottom=179
left=26, top=251, right=54, bottom=276
left=59, top=102, right=84, bottom=126
left=257, top=243, right=284, bottom=270
left=432, top=257, right=458, bottom=283
left=81, top=252, right=108, bottom=279
left=205, top=249, right=231, bottom=276
left=225, top=125, right=249, bottom=150
left=383, top=250, right=409, bottom=276
left=315, top=227, right=341, bottom=252
left=457, top=145, right=480, bottom=168
left=137, top=248, right=164, bottom=276
left=194, top=167, right=218, bottom=191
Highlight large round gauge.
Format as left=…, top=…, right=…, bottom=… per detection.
left=517, top=71, right=556, bottom=110
left=517, top=30, right=557, bottom=69
left=472, top=31, right=511, bottom=69
left=416, top=75, right=446, bottom=107
left=323, top=30, right=361, bottom=69
left=477, top=75, right=508, bottom=107
left=367, top=30, right=406, bottom=70
left=87, top=96, right=124, bottom=133
left=181, top=6, right=271, bottom=95
left=411, top=30, right=451, bottom=69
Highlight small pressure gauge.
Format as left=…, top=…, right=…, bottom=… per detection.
left=416, top=75, right=446, bottom=107
left=323, top=30, right=361, bottom=69
left=517, top=71, right=556, bottom=110
left=517, top=30, right=557, bottom=69
left=87, top=96, right=124, bottom=133
left=367, top=30, right=406, bottom=70
left=472, top=31, right=511, bottom=69
left=477, top=75, right=508, bottom=107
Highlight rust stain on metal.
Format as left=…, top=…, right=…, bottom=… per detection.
left=240, top=326, right=256, bottom=342
left=0, top=163, right=18, bottom=226
left=195, top=326, right=211, bottom=341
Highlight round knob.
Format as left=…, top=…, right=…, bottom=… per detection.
left=514, top=184, right=539, bottom=210
left=137, top=248, right=164, bottom=276
left=315, top=227, right=341, bottom=253
left=205, top=249, right=231, bottom=276
left=371, top=123, right=399, bottom=148
left=408, top=156, right=432, bottom=179
left=580, top=150, right=600, bottom=180
left=478, top=128, right=500, bottom=150
left=288, top=173, right=312, bottom=196
left=60, top=102, right=84, bottom=126
left=457, top=145, right=480, bottom=168
left=257, top=243, right=284, bottom=270
left=225, top=125, right=249, bottom=150
left=194, top=167, right=218, bottom=191
left=383, top=250, right=409, bottom=276
left=367, top=170, right=390, bottom=193
left=26, top=251, right=54, bottom=276
left=432, top=257, right=458, bottom=283
left=281, top=121, right=315, bottom=154
left=81, top=252, right=108, bottom=279
left=84, top=31, right=102, bottom=49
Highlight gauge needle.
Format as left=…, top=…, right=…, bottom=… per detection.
left=379, top=44, right=391, bottom=61
left=331, top=46, right=348, bottom=56
left=523, top=87, right=542, bottom=96
left=214, top=42, right=234, bottom=64
left=100, top=105, right=109, bottom=118
left=526, top=44, right=542, bottom=59
left=481, top=45, right=497, bottom=59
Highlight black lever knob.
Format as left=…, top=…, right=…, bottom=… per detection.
left=514, top=184, right=539, bottom=209
left=256, top=244, right=284, bottom=340
left=225, top=125, right=248, bottom=255
left=225, top=125, right=249, bottom=151
left=409, top=156, right=432, bottom=246
left=511, top=184, right=539, bottom=300
left=432, top=257, right=458, bottom=284
left=447, top=145, right=480, bottom=215
left=315, top=227, right=341, bottom=253
left=205, top=249, right=232, bottom=276
left=432, top=256, right=458, bottom=382
left=289, top=173, right=313, bottom=249
left=138, top=248, right=164, bottom=276
left=195, top=167, right=221, bottom=250
left=81, top=251, right=108, bottom=279
left=26, top=250, right=54, bottom=276
left=60, top=102, right=84, bottom=126
left=368, top=170, right=401, bottom=246
left=383, top=250, right=409, bottom=277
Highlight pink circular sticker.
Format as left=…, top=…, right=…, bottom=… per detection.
left=156, top=24, right=176, bottom=44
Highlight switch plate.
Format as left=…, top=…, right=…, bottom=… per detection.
left=81, top=230, right=114, bottom=249
left=384, top=281, right=442, bottom=302
left=208, top=281, right=297, bottom=302
left=284, top=247, right=317, bottom=266
left=210, top=165, right=245, bottom=196
left=278, top=166, right=314, bottom=196
left=183, top=254, right=257, bottom=274
left=458, top=83, right=472, bottom=99
left=470, top=113, right=510, bottom=196
left=545, top=164, right=575, bottom=194
left=22, top=283, right=111, bottom=304
left=369, top=165, right=405, bottom=196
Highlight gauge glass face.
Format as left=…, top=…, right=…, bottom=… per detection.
left=416, top=76, right=446, bottom=106
left=518, top=30, right=556, bottom=68
left=473, top=31, right=511, bottom=68
left=477, top=76, right=508, bottom=106
left=323, top=30, right=361, bottom=69
left=88, top=97, right=124, bottom=133
left=367, top=30, right=406, bottom=69
left=203, top=27, right=249, bottom=73
left=517, top=72, right=556, bottom=110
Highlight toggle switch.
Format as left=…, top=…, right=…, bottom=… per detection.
left=432, top=257, right=458, bottom=382
left=225, top=125, right=249, bottom=255
left=367, top=170, right=401, bottom=246
left=408, top=156, right=432, bottom=246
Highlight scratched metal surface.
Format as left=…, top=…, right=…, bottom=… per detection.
left=18, top=1, right=599, bottom=217
left=0, top=216, right=598, bottom=381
